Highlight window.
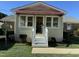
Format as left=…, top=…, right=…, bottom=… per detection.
left=46, top=17, right=52, bottom=27
left=20, top=16, right=26, bottom=26
left=27, top=16, right=33, bottom=26
left=53, top=17, right=58, bottom=27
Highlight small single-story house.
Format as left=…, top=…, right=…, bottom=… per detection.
left=12, top=1, right=65, bottom=47
left=0, top=15, right=15, bottom=31
left=0, top=1, right=65, bottom=47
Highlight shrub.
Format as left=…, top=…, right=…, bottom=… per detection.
left=19, top=34, right=27, bottom=43
left=0, top=28, right=5, bottom=35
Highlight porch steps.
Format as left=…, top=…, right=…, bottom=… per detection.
left=33, top=34, right=48, bottom=47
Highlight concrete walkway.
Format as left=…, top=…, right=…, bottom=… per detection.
left=32, top=48, right=79, bottom=54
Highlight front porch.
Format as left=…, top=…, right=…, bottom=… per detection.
left=32, top=16, right=48, bottom=47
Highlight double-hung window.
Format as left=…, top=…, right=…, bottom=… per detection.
left=53, top=17, right=58, bottom=27
left=27, top=16, right=33, bottom=27
left=20, top=15, right=33, bottom=27
left=46, top=17, right=52, bottom=27
left=20, top=16, right=26, bottom=26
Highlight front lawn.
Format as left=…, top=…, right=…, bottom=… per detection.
left=0, top=43, right=32, bottom=57
left=0, top=36, right=79, bottom=57
left=1, top=42, right=79, bottom=57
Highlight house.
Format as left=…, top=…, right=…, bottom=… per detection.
left=63, top=16, right=79, bottom=36
left=0, top=12, right=7, bottom=29
left=0, top=15, right=15, bottom=31
left=11, top=1, right=65, bottom=47
left=63, top=16, right=79, bottom=31
left=0, top=22, right=3, bottom=28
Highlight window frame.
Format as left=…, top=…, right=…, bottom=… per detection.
left=53, top=16, right=59, bottom=28
left=52, top=16, right=60, bottom=29
left=27, top=16, right=33, bottom=27
left=19, top=15, right=27, bottom=28
left=19, top=15, right=34, bottom=28
left=46, top=16, right=52, bottom=28
left=45, top=16, right=60, bottom=29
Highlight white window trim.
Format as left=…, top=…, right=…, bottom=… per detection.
left=27, top=15, right=34, bottom=28
left=52, top=16, right=60, bottom=29
left=45, top=16, right=52, bottom=28
left=19, top=15, right=27, bottom=28
left=45, top=16, right=60, bottom=29
left=19, top=15, right=34, bottom=28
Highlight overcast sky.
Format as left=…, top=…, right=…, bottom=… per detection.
left=0, top=1, right=79, bottom=19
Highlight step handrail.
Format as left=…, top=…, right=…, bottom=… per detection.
left=45, top=27, right=48, bottom=46
left=32, top=28, right=35, bottom=46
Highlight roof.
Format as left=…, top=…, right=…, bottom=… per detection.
left=0, top=15, right=15, bottom=22
left=14, top=2, right=65, bottom=15
left=63, top=16, right=79, bottom=24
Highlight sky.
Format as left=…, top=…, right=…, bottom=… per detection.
left=0, top=1, right=79, bottom=19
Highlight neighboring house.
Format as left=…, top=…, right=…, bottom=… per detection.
left=0, top=15, right=15, bottom=31
left=0, top=22, right=3, bottom=28
left=11, top=1, right=65, bottom=47
left=0, top=12, right=7, bottom=29
left=63, top=16, right=79, bottom=32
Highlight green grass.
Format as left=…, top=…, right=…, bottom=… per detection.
left=0, top=36, right=79, bottom=57
left=0, top=43, right=79, bottom=57
left=0, top=43, right=32, bottom=57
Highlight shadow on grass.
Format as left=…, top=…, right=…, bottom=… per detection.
left=48, top=36, right=79, bottom=48
left=64, top=36, right=79, bottom=47
left=25, top=42, right=31, bottom=46
left=71, top=36, right=79, bottom=44
left=0, top=38, right=15, bottom=50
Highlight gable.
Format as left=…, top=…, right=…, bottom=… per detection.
left=18, top=2, right=59, bottom=11
left=14, top=2, right=65, bottom=15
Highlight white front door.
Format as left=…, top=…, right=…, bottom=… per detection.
left=36, top=16, right=44, bottom=34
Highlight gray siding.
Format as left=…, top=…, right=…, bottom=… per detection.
left=15, top=14, right=63, bottom=42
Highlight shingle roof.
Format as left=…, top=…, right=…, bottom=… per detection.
left=0, top=15, right=15, bottom=22
left=15, top=2, right=64, bottom=15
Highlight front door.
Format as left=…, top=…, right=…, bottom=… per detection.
left=36, top=17, right=43, bottom=34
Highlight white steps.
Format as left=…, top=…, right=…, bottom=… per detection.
left=33, top=34, right=48, bottom=47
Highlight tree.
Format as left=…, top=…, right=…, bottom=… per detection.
left=0, top=12, right=7, bottom=19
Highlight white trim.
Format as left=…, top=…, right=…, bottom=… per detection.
left=18, top=15, right=61, bottom=32
left=27, top=15, right=34, bottom=27
left=19, top=15, right=27, bottom=28
left=52, top=16, right=60, bottom=29
left=45, top=16, right=60, bottom=29
left=19, top=15, right=34, bottom=28
left=45, top=16, right=52, bottom=28
left=14, top=14, right=16, bottom=34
